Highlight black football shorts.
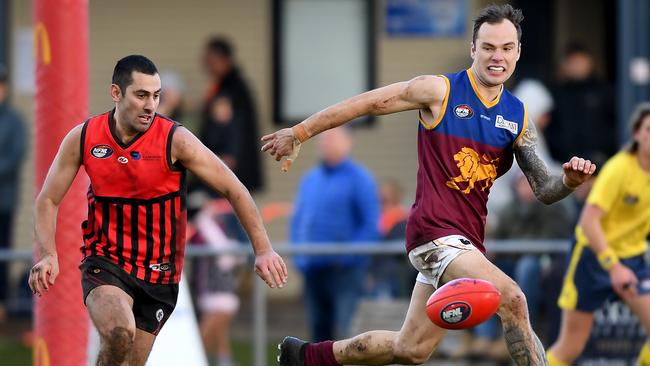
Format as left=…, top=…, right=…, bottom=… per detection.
left=80, top=256, right=179, bottom=335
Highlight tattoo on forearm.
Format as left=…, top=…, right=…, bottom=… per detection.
left=514, top=120, right=573, bottom=204
left=503, top=323, right=548, bottom=366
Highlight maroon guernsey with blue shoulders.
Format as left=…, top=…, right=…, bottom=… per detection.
left=406, top=68, right=528, bottom=253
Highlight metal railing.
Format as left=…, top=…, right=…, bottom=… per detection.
left=1, top=239, right=573, bottom=366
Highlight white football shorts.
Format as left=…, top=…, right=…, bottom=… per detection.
left=408, top=235, right=478, bottom=288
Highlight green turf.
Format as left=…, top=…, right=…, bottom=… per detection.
left=0, top=337, right=279, bottom=366
left=0, top=338, right=31, bottom=366
left=232, top=339, right=280, bottom=365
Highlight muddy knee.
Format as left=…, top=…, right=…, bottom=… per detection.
left=498, top=282, right=529, bottom=322
left=101, top=326, right=135, bottom=360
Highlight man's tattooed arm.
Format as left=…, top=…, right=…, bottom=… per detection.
left=514, top=119, right=574, bottom=204
left=503, top=322, right=548, bottom=366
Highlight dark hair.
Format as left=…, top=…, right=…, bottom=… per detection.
left=112, top=55, right=158, bottom=95
left=206, top=36, right=234, bottom=59
left=563, top=42, right=592, bottom=58
left=472, top=4, right=524, bottom=44
left=627, top=102, right=650, bottom=153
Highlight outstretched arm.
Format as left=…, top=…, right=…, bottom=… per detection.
left=514, top=119, right=596, bottom=204
left=29, top=124, right=84, bottom=296
left=172, top=127, right=288, bottom=288
left=261, top=75, right=448, bottom=170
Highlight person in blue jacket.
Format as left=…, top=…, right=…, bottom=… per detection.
left=290, top=127, right=380, bottom=342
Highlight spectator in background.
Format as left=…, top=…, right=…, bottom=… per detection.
left=192, top=37, right=263, bottom=249
left=546, top=43, right=617, bottom=164
left=290, top=127, right=380, bottom=341
left=189, top=200, right=244, bottom=366
left=378, top=180, right=408, bottom=240
left=0, top=64, right=26, bottom=314
left=157, top=71, right=186, bottom=121
left=367, top=179, right=414, bottom=299
left=199, top=36, right=264, bottom=193
left=167, top=56, right=248, bottom=366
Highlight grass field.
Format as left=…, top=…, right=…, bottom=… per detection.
left=0, top=338, right=30, bottom=366
left=0, top=336, right=279, bottom=366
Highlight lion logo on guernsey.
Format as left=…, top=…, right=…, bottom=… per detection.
left=91, top=144, right=113, bottom=159
left=446, top=147, right=499, bottom=194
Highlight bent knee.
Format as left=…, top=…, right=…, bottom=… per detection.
left=498, top=282, right=529, bottom=320
left=393, top=338, right=439, bottom=364
left=102, top=326, right=135, bottom=352
left=394, top=349, right=431, bottom=365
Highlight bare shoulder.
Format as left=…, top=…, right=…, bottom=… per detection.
left=170, top=126, right=205, bottom=163
left=171, top=125, right=193, bottom=145
left=171, top=126, right=195, bottom=153
left=403, top=75, right=448, bottom=106
left=66, top=123, right=85, bottom=141
left=59, top=123, right=85, bottom=161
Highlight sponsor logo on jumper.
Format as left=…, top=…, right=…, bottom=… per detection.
left=480, top=114, right=490, bottom=121
left=446, top=147, right=499, bottom=194
left=150, top=263, right=171, bottom=272
left=91, top=144, right=113, bottom=159
left=130, top=151, right=141, bottom=160
left=117, top=156, right=129, bottom=164
left=495, top=115, right=518, bottom=134
left=440, top=302, right=471, bottom=324
left=454, top=104, right=474, bottom=119
left=142, top=155, right=162, bottom=161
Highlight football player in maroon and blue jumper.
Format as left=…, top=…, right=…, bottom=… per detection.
left=28, top=55, right=288, bottom=366
left=263, top=4, right=595, bottom=366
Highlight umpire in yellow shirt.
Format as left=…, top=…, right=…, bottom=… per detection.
left=547, top=103, right=650, bottom=366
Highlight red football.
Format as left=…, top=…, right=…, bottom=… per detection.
left=426, top=278, right=501, bottom=330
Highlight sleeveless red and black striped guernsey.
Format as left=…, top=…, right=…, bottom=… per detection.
left=80, top=110, right=187, bottom=284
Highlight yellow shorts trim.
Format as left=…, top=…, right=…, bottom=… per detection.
left=557, top=243, right=585, bottom=310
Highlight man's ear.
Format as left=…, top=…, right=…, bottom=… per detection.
left=470, top=42, right=476, bottom=60
left=110, top=84, right=122, bottom=102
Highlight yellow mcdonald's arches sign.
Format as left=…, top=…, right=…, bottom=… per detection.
left=34, top=22, right=52, bottom=65
left=33, top=336, right=51, bottom=366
